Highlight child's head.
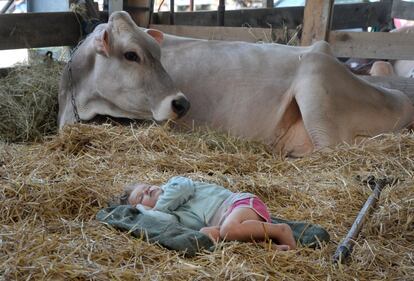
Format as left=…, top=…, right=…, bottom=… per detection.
left=119, top=183, right=162, bottom=208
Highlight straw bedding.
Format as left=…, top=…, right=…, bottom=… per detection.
left=0, top=62, right=63, bottom=143
left=0, top=122, right=413, bottom=280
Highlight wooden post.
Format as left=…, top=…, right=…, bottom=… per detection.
left=170, top=0, right=175, bottom=24
left=301, top=0, right=334, bottom=46
left=262, top=0, right=273, bottom=9
left=217, top=0, right=225, bottom=26
left=125, top=0, right=153, bottom=27
left=84, top=0, right=100, bottom=19
left=108, top=0, right=123, bottom=14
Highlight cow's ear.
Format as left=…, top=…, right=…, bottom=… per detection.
left=146, top=29, right=164, bottom=45
left=94, top=29, right=110, bottom=57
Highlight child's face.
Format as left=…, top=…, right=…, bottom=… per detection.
left=128, top=184, right=162, bottom=208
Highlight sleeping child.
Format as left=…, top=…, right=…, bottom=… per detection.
left=119, top=176, right=296, bottom=251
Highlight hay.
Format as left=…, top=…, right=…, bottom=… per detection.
left=0, top=61, right=63, bottom=143
left=0, top=123, right=413, bottom=280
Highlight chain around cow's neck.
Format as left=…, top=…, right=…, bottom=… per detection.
left=67, top=40, right=84, bottom=123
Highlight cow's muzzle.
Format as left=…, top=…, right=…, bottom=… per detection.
left=172, top=96, right=190, bottom=118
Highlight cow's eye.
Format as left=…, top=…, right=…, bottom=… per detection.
left=124, top=51, right=140, bottom=63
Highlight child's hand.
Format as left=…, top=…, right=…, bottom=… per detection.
left=135, top=204, right=152, bottom=211
left=135, top=204, right=179, bottom=223
left=200, top=226, right=221, bottom=243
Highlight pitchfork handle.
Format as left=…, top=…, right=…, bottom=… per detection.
left=332, top=178, right=388, bottom=264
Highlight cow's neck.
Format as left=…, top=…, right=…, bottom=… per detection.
left=73, top=80, right=97, bottom=121
left=66, top=38, right=100, bottom=122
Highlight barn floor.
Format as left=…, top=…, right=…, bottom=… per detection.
left=0, top=124, right=413, bottom=280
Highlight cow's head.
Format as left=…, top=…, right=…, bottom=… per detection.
left=58, top=11, right=190, bottom=129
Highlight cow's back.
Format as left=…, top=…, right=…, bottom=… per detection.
left=160, top=37, right=329, bottom=144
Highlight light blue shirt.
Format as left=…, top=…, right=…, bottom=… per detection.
left=153, top=176, right=234, bottom=230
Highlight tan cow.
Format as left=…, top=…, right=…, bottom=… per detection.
left=59, top=11, right=414, bottom=157
left=160, top=36, right=413, bottom=156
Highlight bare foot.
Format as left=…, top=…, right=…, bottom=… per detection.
left=276, top=223, right=296, bottom=250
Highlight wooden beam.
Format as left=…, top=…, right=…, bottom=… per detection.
left=332, top=1, right=391, bottom=31
left=301, top=0, right=334, bottom=46
left=155, top=7, right=303, bottom=29
left=0, top=11, right=108, bottom=50
left=150, top=24, right=298, bottom=43
left=152, top=25, right=414, bottom=61
left=0, top=12, right=81, bottom=50
left=329, top=31, right=414, bottom=60
left=153, top=2, right=392, bottom=30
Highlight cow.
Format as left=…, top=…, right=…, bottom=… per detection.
left=58, top=11, right=190, bottom=129
left=58, top=11, right=414, bottom=157
left=370, top=25, right=414, bottom=78
left=371, top=59, right=414, bottom=78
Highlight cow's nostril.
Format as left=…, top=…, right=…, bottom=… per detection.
left=172, top=97, right=190, bottom=118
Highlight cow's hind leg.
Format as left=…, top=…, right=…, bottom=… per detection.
left=274, top=97, right=315, bottom=157
left=293, top=52, right=414, bottom=153
left=293, top=79, right=343, bottom=151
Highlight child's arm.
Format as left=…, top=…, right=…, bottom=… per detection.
left=154, top=177, right=195, bottom=213
left=136, top=204, right=179, bottom=222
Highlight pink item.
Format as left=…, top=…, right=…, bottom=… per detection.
left=394, top=18, right=402, bottom=29
left=226, top=197, right=271, bottom=223
left=394, top=18, right=414, bottom=29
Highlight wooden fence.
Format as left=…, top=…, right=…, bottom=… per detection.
left=1, top=1, right=413, bottom=60
left=0, top=1, right=412, bottom=62
left=0, top=0, right=413, bottom=101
